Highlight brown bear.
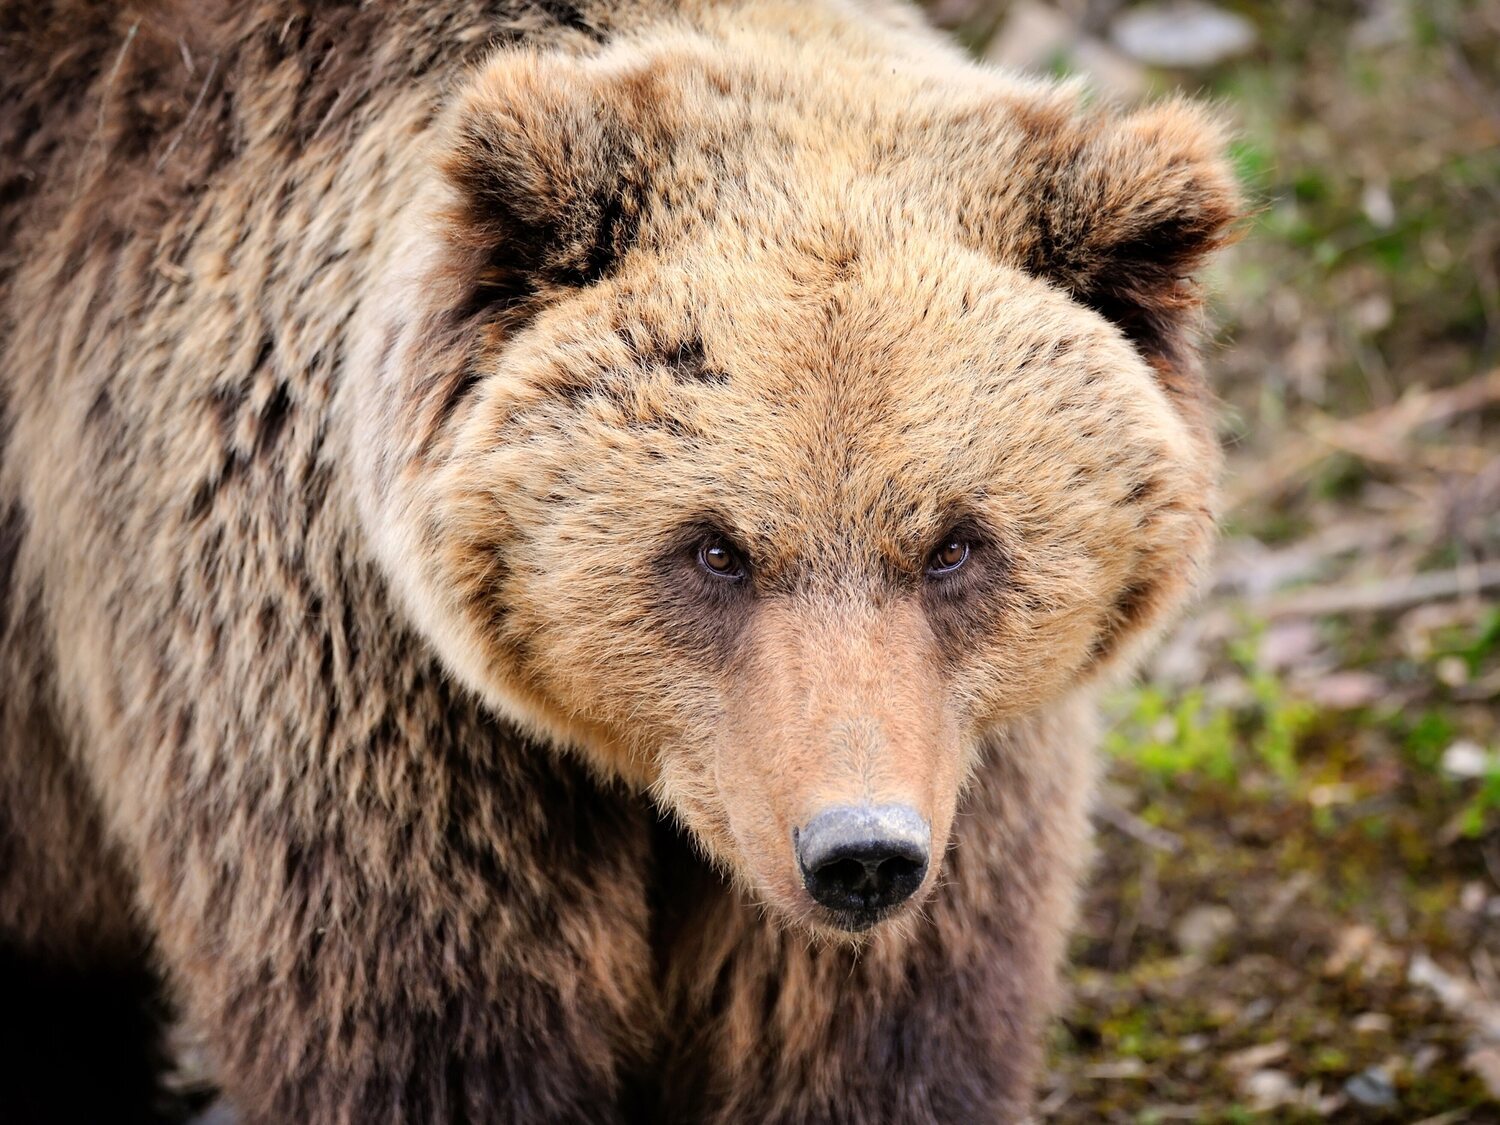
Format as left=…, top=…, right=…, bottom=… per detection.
left=0, top=0, right=1239, bottom=1121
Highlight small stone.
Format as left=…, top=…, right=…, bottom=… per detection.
left=1307, top=670, right=1385, bottom=710
left=925, top=0, right=983, bottom=27
left=1241, top=1068, right=1296, bottom=1110
left=1437, top=655, right=1471, bottom=687
left=1462, top=881, right=1488, bottom=913
left=1224, top=1040, right=1290, bottom=1073
left=1360, top=182, right=1396, bottom=230
left=1174, top=904, right=1236, bottom=959
left=1236, top=998, right=1274, bottom=1026
left=1352, top=0, right=1411, bottom=48
left=1351, top=1012, right=1392, bottom=1034
left=1442, top=740, right=1496, bottom=779
left=1344, top=1066, right=1397, bottom=1109
left=1411, top=1044, right=1441, bottom=1074
left=984, top=0, right=1073, bottom=71
left=985, top=1, right=1147, bottom=99
left=1110, top=1, right=1257, bottom=68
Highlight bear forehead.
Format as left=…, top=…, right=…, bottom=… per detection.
left=524, top=229, right=1163, bottom=437
left=482, top=242, right=1181, bottom=562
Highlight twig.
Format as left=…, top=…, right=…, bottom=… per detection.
left=1256, top=870, right=1315, bottom=933
left=1228, top=367, right=1500, bottom=511
left=1312, top=431, right=1493, bottom=476
left=1256, top=560, right=1500, bottom=620
left=1212, top=515, right=1410, bottom=598
left=1034, top=1080, right=1072, bottom=1117
left=1409, top=1111, right=1470, bottom=1125
left=1409, top=951, right=1500, bottom=1043
left=1108, top=852, right=1158, bottom=970
left=1093, top=800, right=1184, bottom=854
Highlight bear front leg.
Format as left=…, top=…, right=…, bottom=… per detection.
left=124, top=667, right=656, bottom=1125
left=651, top=706, right=1096, bottom=1125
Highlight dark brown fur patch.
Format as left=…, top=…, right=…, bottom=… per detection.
left=647, top=524, right=756, bottom=666
left=1088, top=575, right=1161, bottom=665
left=1123, top=475, right=1162, bottom=506
left=0, top=502, right=24, bottom=640
left=441, top=81, right=655, bottom=301
left=919, top=530, right=1017, bottom=659
left=654, top=336, right=730, bottom=386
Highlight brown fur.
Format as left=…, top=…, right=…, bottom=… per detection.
left=0, top=0, right=1238, bottom=1120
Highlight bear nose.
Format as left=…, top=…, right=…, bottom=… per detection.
left=795, top=804, right=931, bottom=927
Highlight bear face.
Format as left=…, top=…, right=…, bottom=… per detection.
left=355, top=29, right=1237, bottom=935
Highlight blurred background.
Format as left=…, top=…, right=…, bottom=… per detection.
left=920, top=1, right=1500, bottom=1120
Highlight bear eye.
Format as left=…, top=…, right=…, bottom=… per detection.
left=697, top=538, right=746, bottom=581
left=926, top=537, right=971, bottom=577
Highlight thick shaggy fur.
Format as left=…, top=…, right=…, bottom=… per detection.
left=0, top=0, right=1238, bottom=1121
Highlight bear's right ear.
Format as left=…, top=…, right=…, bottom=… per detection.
left=953, top=93, right=1241, bottom=405
left=1013, top=99, right=1242, bottom=375
left=438, top=52, right=667, bottom=301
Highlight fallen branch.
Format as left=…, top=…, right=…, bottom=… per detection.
left=1256, top=560, right=1500, bottom=620
left=1093, top=800, right=1185, bottom=854
left=1228, top=367, right=1500, bottom=511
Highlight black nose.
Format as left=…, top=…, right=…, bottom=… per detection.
left=795, top=804, right=931, bottom=927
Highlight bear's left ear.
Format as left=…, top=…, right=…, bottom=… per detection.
left=993, top=98, right=1242, bottom=382
left=437, top=51, right=670, bottom=302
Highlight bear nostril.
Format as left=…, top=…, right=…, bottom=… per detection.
left=795, top=804, right=931, bottom=927
left=818, top=856, right=870, bottom=893
left=876, top=852, right=921, bottom=888
left=810, top=848, right=923, bottom=902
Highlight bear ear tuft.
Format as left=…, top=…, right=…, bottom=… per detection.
left=1011, top=98, right=1243, bottom=386
left=438, top=52, right=663, bottom=304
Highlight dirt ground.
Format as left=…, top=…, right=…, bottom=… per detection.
left=923, top=1, right=1500, bottom=1120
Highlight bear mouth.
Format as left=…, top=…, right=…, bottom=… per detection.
left=821, top=904, right=901, bottom=933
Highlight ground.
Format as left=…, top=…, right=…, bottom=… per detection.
left=925, top=0, right=1500, bottom=1119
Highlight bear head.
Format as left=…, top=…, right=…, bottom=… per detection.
left=353, top=23, right=1240, bottom=936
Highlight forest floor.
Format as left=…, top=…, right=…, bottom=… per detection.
left=926, top=1, right=1500, bottom=1120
